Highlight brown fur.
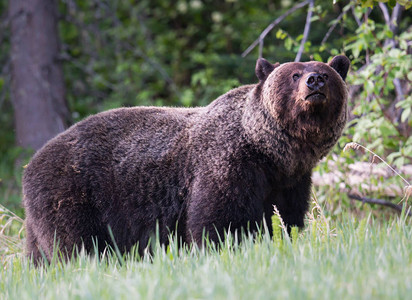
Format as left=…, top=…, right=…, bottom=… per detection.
left=23, top=56, right=350, bottom=263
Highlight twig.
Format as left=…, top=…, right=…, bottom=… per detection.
left=390, top=3, right=403, bottom=35
left=364, top=11, right=370, bottom=64
left=378, top=3, right=390, bottom=26
left=344, top=142, right=411, bottom=187
left=377, top=3, right=406, bottom=133
left=272, top=205, right=288, bottom=234
left=382, top=3, right=405, bottom=105
left=351, top=6, right=362, bottom=27
left=321, top=10, right=345, bottom=45
left=348, top=194, right=412, bottom=216
left=379, top=2, right=403, bottom=48
left=241, top=0, right=310, bottom=58
left=393, top=78, right=405, bottom=103
left=295, top=0, right=314, bottom=62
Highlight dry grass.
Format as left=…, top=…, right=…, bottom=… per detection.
left=344, top=142, right=412, bottom=204
left=0, top=204, right=25, bottom=262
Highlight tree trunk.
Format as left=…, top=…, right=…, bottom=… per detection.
left=9, top=0, right=69, bottom=151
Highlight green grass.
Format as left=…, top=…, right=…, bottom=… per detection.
left=1, top=203, right=412, bottom=300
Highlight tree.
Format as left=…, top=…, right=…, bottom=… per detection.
left=9, top=0, right=69, bottom=151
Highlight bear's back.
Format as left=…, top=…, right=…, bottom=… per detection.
left=23, top=106, right=201, bottom=205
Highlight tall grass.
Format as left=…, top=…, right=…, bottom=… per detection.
left=1, top=200, right=412, bottom=300
left=0, top=204, right=24, bottom=262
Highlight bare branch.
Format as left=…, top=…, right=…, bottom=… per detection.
left=378, top=3, right=406, bottom=132
left=295, top=0, right=314, bottom=62
left=351, top=6, right=362, bottom=27
left=241, top=0, right=310, bottom=58
left=379, top=2, right=403, bottom=42
left=259, top=37, right=264, bottom=59
left=321, top=11, right=345, bottom=45
left=348, top=194, right=412, bottom=216
left=390, top=3, right=404, bottom=34
left=393, top=78, right=405, bottom=101
left=378, top=2, right=391, bottom=26
left=386, top=4, right=405, bottom=103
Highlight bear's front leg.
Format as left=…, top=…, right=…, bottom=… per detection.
left=271, top=172, right=312, bottom=232
left=185, top=174, right=268, bottom=246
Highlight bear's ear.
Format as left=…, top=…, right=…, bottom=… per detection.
left=328, top=55, right=350, bottom=81
left=255, top=58, right=278, bottom=81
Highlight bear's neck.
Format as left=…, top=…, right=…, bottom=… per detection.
left=241, top=89, right=335, bottom=177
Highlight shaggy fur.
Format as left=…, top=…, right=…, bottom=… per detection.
left=23, top=55, right=350, bottom=263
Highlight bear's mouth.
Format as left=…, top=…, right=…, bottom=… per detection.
left=305, top=92, right=327, bottom=104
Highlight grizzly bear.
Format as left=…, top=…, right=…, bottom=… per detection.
left=23, top=55, right=350, bottom=263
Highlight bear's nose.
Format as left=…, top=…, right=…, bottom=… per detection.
left=305, top=73, right=325, bottom=91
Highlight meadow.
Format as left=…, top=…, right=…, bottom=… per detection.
left=1, top=200, right=412, bottom=300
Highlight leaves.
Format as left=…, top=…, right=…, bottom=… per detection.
left=356, top=0, right=412, bottom=9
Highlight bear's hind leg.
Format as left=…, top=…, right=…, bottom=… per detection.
left=25, top=218, right=48, bottom=266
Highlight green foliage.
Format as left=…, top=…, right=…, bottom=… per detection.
left=355, top=0, right=412, bottom=9
left=345, top=21, right=412, bottom=168
left=307, top=2, right=411, bottom=212
left=58, top=0, right=286, bottom=119
left=0, top=147, right=32, bottom=216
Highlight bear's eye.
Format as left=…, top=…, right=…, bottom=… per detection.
left=292, top=73, right=300, bottom=81
left=323, top=74, right=328, bottom=80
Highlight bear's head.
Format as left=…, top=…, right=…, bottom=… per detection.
left=255, top=55, right=350, bottom=140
